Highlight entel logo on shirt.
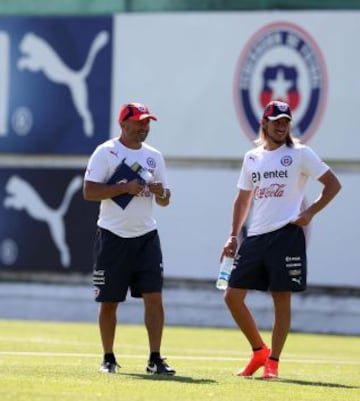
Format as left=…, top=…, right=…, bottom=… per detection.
left=251, top=169, right=288, bottom=183
left=233, top=22, right=328, bottom=143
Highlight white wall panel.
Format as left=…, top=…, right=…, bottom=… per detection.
left=113, top=12, right=360, bottom=160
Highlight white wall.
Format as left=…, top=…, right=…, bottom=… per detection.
left=305, top=172, right=359, bottom=286
left=112, top=11, right=360, bottom=160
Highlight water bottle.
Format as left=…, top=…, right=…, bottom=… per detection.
left=130, top=162, right=154, bottom=183
left=216, top=256, right=234, bottom=290
left=138, top=168, right=154, bottom=183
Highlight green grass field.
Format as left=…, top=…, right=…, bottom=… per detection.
left=0, top=320, right=359, bottom=401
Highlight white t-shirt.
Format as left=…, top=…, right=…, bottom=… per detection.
left=84, top=138, right=169, bottom=238
left=238, top=143, right=329, bottom=236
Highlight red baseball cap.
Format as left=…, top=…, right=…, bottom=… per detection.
left=262, top=100, right=292, bottom=121
left=118, top=102, right=157, bottom=124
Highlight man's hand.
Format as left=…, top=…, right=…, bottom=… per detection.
left=220, top=236, right=238, bottom=261
left=148, top=181, right=165, bottom=198
left=291, top=209, right=314, bottom=226
left=124, top=179, right=145, bottom=195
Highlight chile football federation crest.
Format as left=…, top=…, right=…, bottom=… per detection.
left=233, top=22, right=328, bottom=143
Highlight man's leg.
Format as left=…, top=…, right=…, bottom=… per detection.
left=143, top=292, right=175, bottom=375
left=225, top=287, right=269, bottom=376
left=143, top=292, right=164, bottom=353
left=98, top=302, right=119, bottom=373
left=225, top=288, right=265, bottom=347
left=99, top=302, right=118, bottom=353
left=262, top=291, right=291, bottom=379
left=270, top=291, right=291, bottom=358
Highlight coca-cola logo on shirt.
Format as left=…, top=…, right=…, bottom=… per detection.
left=254, top=184, right=286, bottom=199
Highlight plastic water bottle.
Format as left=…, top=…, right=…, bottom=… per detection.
left=130, top=162, right=154, bottom=183
left=216, top=256, right=234, bottom=290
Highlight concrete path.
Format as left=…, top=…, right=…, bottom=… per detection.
left=0, top=281, right=359, bottom=335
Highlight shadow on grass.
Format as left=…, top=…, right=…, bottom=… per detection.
left=122, top=373, right=216, bottom=384
left=253, top=377, right=358, bottom=389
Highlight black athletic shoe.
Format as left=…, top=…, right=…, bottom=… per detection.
left=146, top=357, right=176, bottom=375
left=99, top=361, right=120, bottom=373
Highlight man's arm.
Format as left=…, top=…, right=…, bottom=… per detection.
left=83, top=179, right=144, bottom=201
left=293, top=169, right=341, bottom=226
left=221, top=189, right=253, bottom=260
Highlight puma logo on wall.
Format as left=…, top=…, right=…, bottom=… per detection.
left=3, top=175, right=83, bottom=268
left=17, top=31, right=109, bottom=136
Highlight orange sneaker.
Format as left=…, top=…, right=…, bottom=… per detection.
left=261, top=358, right=279, bottom=379
left=236, top=345, right=270, bottom=377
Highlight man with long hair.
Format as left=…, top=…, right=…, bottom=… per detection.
left=221, top=100, right=341, bottom=379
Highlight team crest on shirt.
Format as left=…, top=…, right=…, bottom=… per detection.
left=280, top=155, right=293, bottom=166
left=233, top=22, right=328, bottom=143
left=146, top=157, right=156, bottom=168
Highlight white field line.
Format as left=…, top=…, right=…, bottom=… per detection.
left=1, top=337, right=358, bottom=360
left=0, top=351, right=359, bottom=366
left=1, top=337, right=359, bottom=364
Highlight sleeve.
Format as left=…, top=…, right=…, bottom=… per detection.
left=84, top=146, right=110, bottom=183
left=300, top=146, right=329, bottom=179
left=237, top=154, right=253, bottom=190
left=154, top=152, right=169, bottom=189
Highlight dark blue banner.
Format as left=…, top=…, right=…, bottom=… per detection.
left=0, top=16, right=112, bottom=154
left=0, top=168, right=99, bottom=272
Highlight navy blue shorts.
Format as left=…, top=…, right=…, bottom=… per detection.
left=229, top=224, right=307, bottom=292
left=92, top=228, right=163, bottom=302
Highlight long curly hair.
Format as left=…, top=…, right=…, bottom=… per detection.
left=254, top=120, right=300, bottom=147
